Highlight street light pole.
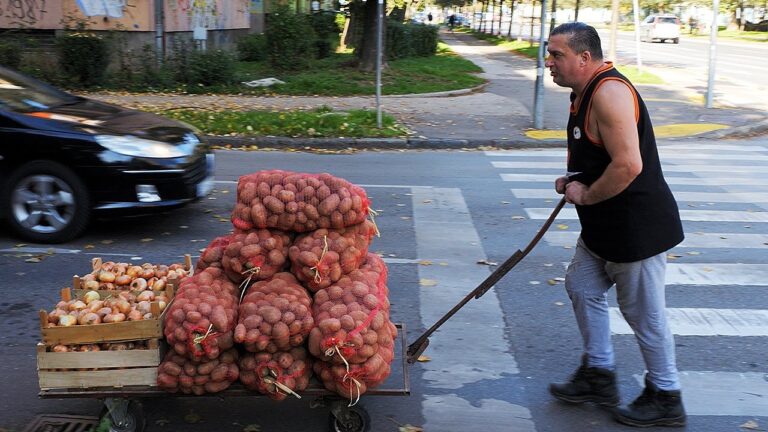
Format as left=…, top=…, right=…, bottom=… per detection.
left=706, top=0, right=719, bottom=108
left=632, top=0, right=642, bottom=73
left=375, top=0, right=383, bottom=128
left=533, top=0, right=548, bottom=129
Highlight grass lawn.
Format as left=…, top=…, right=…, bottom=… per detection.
left=156, top=106, right=408, bottom=138
left=463, top=29, right=664, bottom=84
left=192, top=45, right=485, bottom=97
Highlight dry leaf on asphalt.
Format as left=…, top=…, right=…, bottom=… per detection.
left=419, top=278, right=438, bottom=287
left=501, top=201, right=511, bottom=204
left=419, top=260, right=433, bottom=266
left=511, top=215, right=526, bottom=220
left=399, top=425, right=424, bottom=432
left=547, top=279, right=559, bottom=286
left=554, top=301, right=565, bottom=306
left=25, top=257, right=42, bottom=263
left=739, top=420, right=760, bottom=430
left=686, top=251, right=701, bottom=255
left=417, top=355, right=431, bottom=362
left=100, top=240, right=114, bottom=244
left=477, top=259, right=498, bottom=266
left=140, top=238, right=154, bottom=243
left=667, top=253, right=682, bottom=260
left=557, top=224, right=569, bottom=230
left=243, top=424, right=262, bottom=432
left=84, top=244, right=95, bottom=249
left=14, top=243, right=27, bottom=247
left=529, top=281, right=541, bottom=285
left=154, top=418, right=170, bottom=426
left=184, top=411, right=202, bottom=424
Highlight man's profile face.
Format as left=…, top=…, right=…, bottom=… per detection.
left=545, top=34, right=580, bottom=89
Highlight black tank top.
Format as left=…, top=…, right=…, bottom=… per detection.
left=566, top=64, right=684, bottom=263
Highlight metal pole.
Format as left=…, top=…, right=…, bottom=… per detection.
left=609, top=0, right=619, bottom=62
left=706, top=0, right=719, bottom=108
left=632, top=0, right=642, bottom=73
left=154, top=0, right=164, bottom=65
left=376, top=0, right=383, bottom=128
left=533, top=0, right=548, bottom=129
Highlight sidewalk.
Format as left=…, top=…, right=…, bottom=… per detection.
left=86, top=30, right=768, bottom=149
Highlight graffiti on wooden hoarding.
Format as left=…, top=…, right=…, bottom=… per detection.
left=165, top=0, right=249, bottom=32
left=74, top=0, right=126, bottom=18
left=0, top=0, right=49, bottom=26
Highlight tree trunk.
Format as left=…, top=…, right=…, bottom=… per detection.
left=574, top=0, right=580, bottom=22
left=549, top=0, right=556, bottom=34
left=356, top=0, right=385, bottom=72
left=497, top=0, right=504, bottom=35
left=507, top=0, right=516, bottom=36
left=390, top=6, right=406, bottom=21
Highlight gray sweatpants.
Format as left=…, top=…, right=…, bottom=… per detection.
left=565, top=237, right=681, bottom=391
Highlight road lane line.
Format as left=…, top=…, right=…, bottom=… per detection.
left=544, top=231, right=768, bottom=249
left=487, top=150, right=768, bottom=160
left=412, top=186, right=535, bottom=431
left=610, top=308, right=768, bottom=336
left=511, top=188, right=768, bottom=203
left=502, top=173, right=768, bottom=186
left=493, top=161, right=768, bottom=173
left=526, top=207, right=768, bottom=223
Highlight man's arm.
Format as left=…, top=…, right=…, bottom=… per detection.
left=565, top=80, right=643, bottom=205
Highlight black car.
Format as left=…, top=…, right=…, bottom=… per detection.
left=0, top=66, right=214, bottom=243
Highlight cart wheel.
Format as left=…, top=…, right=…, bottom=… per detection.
left=101, top=398, right=146, bottom=432
left=328, top=405, right=371, bottom=432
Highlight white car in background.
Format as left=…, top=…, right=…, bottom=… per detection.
left=640, top=14, right=681, bottom=44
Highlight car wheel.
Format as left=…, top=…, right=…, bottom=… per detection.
left=2, top=160, right=91, bottom=243
left=673, top=38, right=679, bottom=44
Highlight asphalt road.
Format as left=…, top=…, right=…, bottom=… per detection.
left=2, top=141, right=767, bottom=431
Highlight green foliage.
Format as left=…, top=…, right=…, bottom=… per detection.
left=266, top=5, right=317, bottom=70
left=187, top=50, right=237, bottom=86
left=237, top=33, right=268, bottom=61
left=0, top=40, right=22, bottom=69
left=386, top=21, right=438, bottom=60
left=56, top=33, right=110, bottom=86
left=158, top=106, right=407, bottom=138
left=310, top=12, right=342, bottom=58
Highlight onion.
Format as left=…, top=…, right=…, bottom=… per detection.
left=130, top=278, right=148, bottom=291
left=52, top=345, right=68, bottom=353
left=98, top=271, right=116, bottom=283
left=83, top=291, right=100, bottom=304
left=136, top=300, right=152, bottom=315
left=115, top=275, right=132, bottom=286
left=78, top=312, right=101, bottom=325
left=48, top=309, right=65, bottom=324
left=114, top=299, right=131, bottom=315
left=58, top=315, right=77, bottom=327
left=136, top=290, right=154, bottom=302
left=69, top=300, right=87, bottom=312
left=152, top=278, right=166, bottom=291
left=56, top=301, right=69, bottom=310
left=128, top=309, right=143, bottom=321
left=96, top=307, right=112, bottom=317
left=84, top=280, right=100, bottom=290
left=127, top=266, right=142, bottom=278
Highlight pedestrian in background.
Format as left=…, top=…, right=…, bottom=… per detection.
left=427, top=12, right=433, bottom=24
left=544, top=22, right=687, bottom=428
left=448, top=14, right=456, bottom=31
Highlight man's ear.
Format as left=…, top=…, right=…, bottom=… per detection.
left=580, top=51, right=592, bottom=66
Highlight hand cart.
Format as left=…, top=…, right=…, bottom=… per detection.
left=37, top=198, right=566, bottom=432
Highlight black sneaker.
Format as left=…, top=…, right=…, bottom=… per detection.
left=614, top=377, right=687, bottom=428
left=549, top=360, right=620, bottom=407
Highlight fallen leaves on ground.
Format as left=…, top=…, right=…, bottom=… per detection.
left=557, top=224, right=569, bottom=230
left=417, top=355, right=431, bottom=362
left=419, top=278, right=438, bottom=287
left=184, top=411, right=202, bottom=424
left=243, top=424, right=262, bottom=432
left=477, top=259, right=498, bottom=266
left=740, top=420, right=761, bottom=430
left=140, top=238, right=154, bottom=243
left=419, top=260, right=433, bottom=266
left=399, top=425, right=424, bottom=432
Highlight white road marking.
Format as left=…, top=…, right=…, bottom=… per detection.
left=423, top=394, right=536, bottom=432
left=413, top=187, right=519, bottom=386
left=511, top=188, right=768, bottom=203
left=526, top=207, right=768, bottom=223
left=486, top=145, right=768, bottom=155
left=493, top=161, right=768, bottom=173
left=544, top=231, right=768, bottom=249
left=610, top=308, right=768, bottom=336
left=502, top=173, right=768, bottom=186
left=487, top=150, right=768, bottom=160
left=412, top=186, right=535, bottom=429
left=655, top=372, right=768, bottom=417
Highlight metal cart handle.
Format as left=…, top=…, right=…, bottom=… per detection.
left=406, top=197, right=567, bottom=364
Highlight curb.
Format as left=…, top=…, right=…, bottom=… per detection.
left=207, top=135, right=564, bottom=151
left=700, top=117, right=768, bottom=140
left=386, top=82, right=489, bottom=98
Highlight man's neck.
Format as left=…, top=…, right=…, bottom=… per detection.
left=573, top=61, right=609, bottom=96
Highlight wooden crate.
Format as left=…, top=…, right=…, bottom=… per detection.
left=37, top=340, right=161, bottom=390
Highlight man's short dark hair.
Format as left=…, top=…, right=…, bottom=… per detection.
left=550, top=22, right=603, bottom=61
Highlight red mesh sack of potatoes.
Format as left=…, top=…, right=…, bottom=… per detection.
left=231, top=170, right=371, bottom=233
left=157, top=349, right=239, bottom=395
left=234, top=272, right=314, bottom=352
left=307, top=255, right=395, bottom=366
left=164, top=268, right=239, bottom=361
left=221, top=229, right=291, bottom=286
left=288, top=220, right=377, bottom=292
left=239, top=347, right=312, bottom=401
left=313, top=344, right=395, bottom=403
left=195, top=236, right=231, bottom=272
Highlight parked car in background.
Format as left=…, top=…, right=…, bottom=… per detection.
left=0, top=66, right=215, bottom=243
left=640, top=14, right=681, bottom=44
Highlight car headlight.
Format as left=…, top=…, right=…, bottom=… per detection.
left=95, top=135, right=190, bottom=158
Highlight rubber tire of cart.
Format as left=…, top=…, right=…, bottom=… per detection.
left=328, top=405, right=371, bottom=432
left=100, top=400, right=146, bottom=432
